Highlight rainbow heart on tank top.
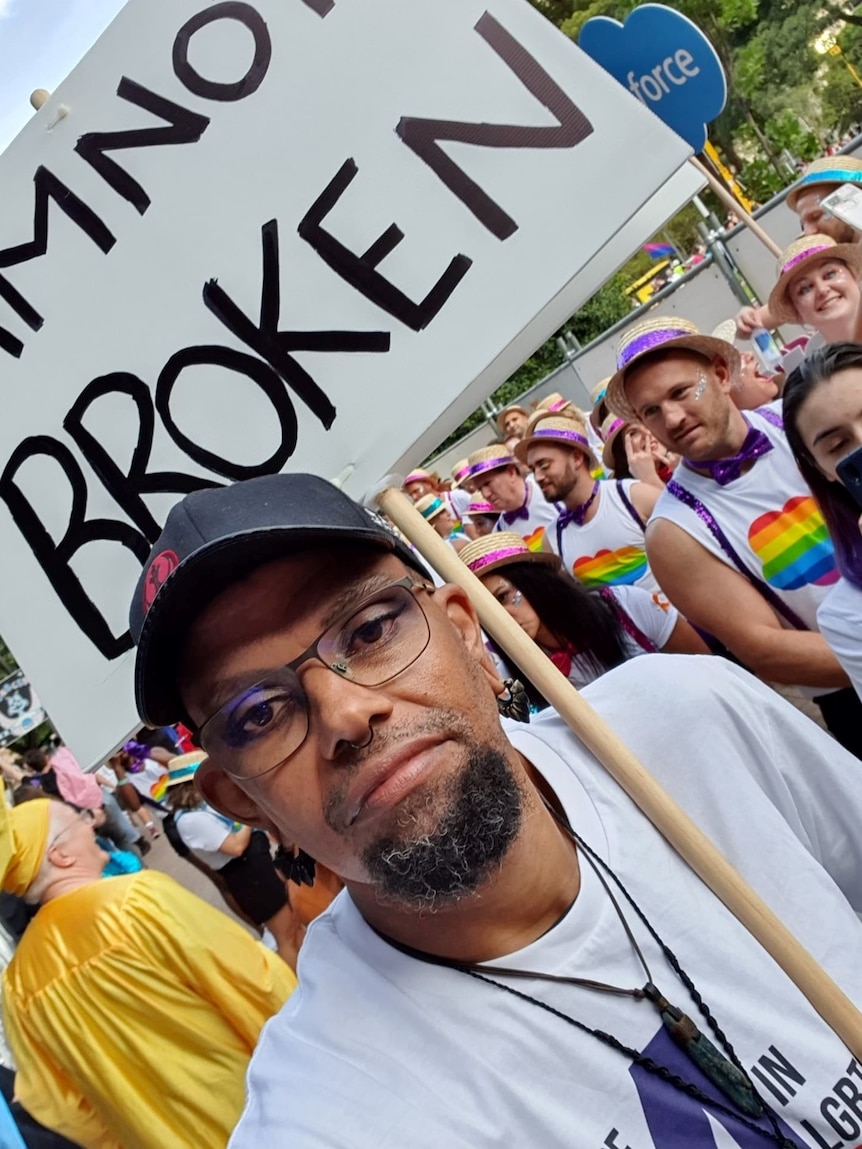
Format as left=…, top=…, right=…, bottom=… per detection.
left=748, top=496, right=839, bottom=590
left=573, top=545, right=647, bottom=587
left=523, top=526, right=547, bottom=552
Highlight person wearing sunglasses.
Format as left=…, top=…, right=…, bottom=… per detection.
left=125, top=473, right=862, bottom=1149
left=0, top=797, right=294, bottom=1149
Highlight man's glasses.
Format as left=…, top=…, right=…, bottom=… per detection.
left=200, top=577, right=433, bottom=780
left=47, top=807, right=95, bottom=852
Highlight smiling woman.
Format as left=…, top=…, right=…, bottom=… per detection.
left=784, top=343, right=862, bottom=705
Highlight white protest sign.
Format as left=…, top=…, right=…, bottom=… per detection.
left=0, top=0, right=692, bottom=765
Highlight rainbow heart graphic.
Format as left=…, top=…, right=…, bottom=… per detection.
left=748, top=496, right=839, bottom=590
left=523, top=525, right=547, bottom=552
left=573, top=545, right=647, bottom=587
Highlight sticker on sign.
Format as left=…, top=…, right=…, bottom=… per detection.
left=0, top=0, right=691, bottom=764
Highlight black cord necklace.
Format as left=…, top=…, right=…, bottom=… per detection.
left=378, top=802, right=800, bottom=1149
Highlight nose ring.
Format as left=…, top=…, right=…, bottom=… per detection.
left=348, top=729, right=374, bottom=751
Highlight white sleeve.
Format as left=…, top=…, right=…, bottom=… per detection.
left=817, top=581, right=862, bottom=705
left=580, top=655, right=862, bottom=911
left=175, top=809, right=233, bottom=854
left=611, top=585, right=677, bottom=649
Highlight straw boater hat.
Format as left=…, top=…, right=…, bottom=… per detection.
left=403, top=469, right=438, bottom=490
left=767, top=233, right=862, bottom=326
left=495, top=404, right=529, bottom=431
left=786, top=155, right=862, bottom=213
left=467, top=445, right=517, bottom=479
left=415, top=493, right=447, bottom=523
left=599, top=412, right=630, bottom=473
left=711, top=319, right=739, bottom=346
left=535, top=392, right=580, bottom=420
left=451, top=459, right=472, bottom=488
left=150, top=750, right=206, bottom=801
left=514, top=414, right=598, bottom=470
left=605, top=317, right=742, bottom=422
left=459, top=531, right=560, bottom=577
left=589, top=376, right=612, bottom=432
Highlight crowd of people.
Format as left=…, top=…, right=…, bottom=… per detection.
left=1, top=152, right=862, bottom=1147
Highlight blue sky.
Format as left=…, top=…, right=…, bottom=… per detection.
left=0, top=0, right=126, bottom=152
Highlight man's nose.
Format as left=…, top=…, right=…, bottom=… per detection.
left=302, top=662, right=394, bottom=761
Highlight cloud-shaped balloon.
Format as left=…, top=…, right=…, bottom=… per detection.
left=579, top=4, right=726, bottom=153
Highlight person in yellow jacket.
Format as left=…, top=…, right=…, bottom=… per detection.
left=0, top=797, right=296, bottom=1149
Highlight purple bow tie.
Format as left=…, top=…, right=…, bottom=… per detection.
left=557, top=481, right=600, bottom=529
left=502, top=495, right=530, bottom=524
left=686, top=424, right=773, bottom=486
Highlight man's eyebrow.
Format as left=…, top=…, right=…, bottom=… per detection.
left=319, top=571, right=400, bottom=630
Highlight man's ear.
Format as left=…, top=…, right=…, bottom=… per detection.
left=196, top=760, right=277, bottom=833
left=714, top=356, right=734, bottom=394
left=436, top=583, right=507, bottom=699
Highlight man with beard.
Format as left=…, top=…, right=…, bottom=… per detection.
left=467, top=445, right=560, bottom=551
left=606, top=316, right=862, bottom=757
left=516, top=414, right=662, bottom=594
left=131, top=472, right=862, bottom=1148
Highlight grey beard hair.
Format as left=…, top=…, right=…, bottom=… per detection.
left=361, top=742, right=524, bottom=913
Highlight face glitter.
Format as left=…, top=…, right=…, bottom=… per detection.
left=692, top=370, right=708, bottom=401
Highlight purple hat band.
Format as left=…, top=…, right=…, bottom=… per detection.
left=781, top=243, right=832, bottom=276
left=604, top=418, right=625, bottom=441
left=618, top=327, right=692, bottom=369
left=469, top=454, right=514, bottom=477
left=404, top=471, right=430, bottom=486
left=453, top=465, right=472, bottom=483
left=466, top=545, right=527, bottom=573
left=531, top=428, right=590, bottom=450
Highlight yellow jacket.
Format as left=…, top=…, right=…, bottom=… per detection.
left=3, top=870, right=296, bottom=1148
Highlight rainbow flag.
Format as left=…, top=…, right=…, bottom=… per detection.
left=643, top=242, right=676, bottom=259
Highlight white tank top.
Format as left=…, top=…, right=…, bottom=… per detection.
left=553, top=479, right=659, bottom=594
left=650, top=404, right=840, bottom=632
left=493, top=475, right=560, bottom=551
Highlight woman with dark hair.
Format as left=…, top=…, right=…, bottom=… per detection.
left=784, top=342, right=862, bottom=701
left=459, top=533, right=707, bottom=695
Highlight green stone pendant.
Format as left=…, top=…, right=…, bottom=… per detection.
left=643, top=983, right=764, bottom=1118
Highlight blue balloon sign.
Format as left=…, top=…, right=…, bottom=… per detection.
left=579, top=4, right=726, bottom=152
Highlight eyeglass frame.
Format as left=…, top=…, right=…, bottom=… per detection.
left=46, top=806, right=96, bottom=853
left=198, top=575, right=436, bottom=780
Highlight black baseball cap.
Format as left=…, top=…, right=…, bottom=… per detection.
left=130, top=473, right=431, bottom=728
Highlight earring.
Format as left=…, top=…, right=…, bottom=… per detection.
left=274, top=846, right=317, bottom=887
left=497, top=678, right=530, bottom=724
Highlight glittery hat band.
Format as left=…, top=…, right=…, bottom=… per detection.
left=618, top=327, right=691, bottom=369
left=531, top=428, right=590, bottom=450
left=404, top=471, right=431, bottom=485
left=453, top=465, right=472, bottom=483
left=800, top=169, right=862, bottom=188
left=604, top=418, right=625, bottom=441
left=469, top=455, right=515, bottom=477
left=781, top=244, right=831, bottom=275
left=419, top=497, right=444, bottom=519
left=547, top=399, right=567, bottom=411
left=465, top=545, right=527, bottom=572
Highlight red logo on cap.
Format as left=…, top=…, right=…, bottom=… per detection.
left=142, top=550, right=180, bottom=611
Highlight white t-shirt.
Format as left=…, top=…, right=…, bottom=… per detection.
left=124, top=757, right=166, bottom=801
left=174, top=805, right=238, bottom=870
left=230, top=657, right=862, bottom=1149
left=817, top=577, right=862, bottom=703
left=493, top=475, right=561, bottom=551
left=562, top=585, right=677, bottom=688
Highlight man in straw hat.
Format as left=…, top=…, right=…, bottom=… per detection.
left=496, top=403, right=530, bottom=440
left=0, top=796, right=294, bottom=1148
left=516, top=413, right=663, bottom=594
left=128, top=472, right=862, bottom=1148
left=467, top=444, right=560, bottom=550
left=711, top=320, right=781, bottom=413
left=606, top=316, right=862, bottom=756
left=736, top=154, right=862, bottom=337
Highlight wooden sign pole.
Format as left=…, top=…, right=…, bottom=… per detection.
left=690, top=156, right=782, bottom=259
left=378, top=485, right=862, bottom=1058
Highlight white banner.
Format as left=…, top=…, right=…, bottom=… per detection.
left=0, top=0, right=691, bottom=764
